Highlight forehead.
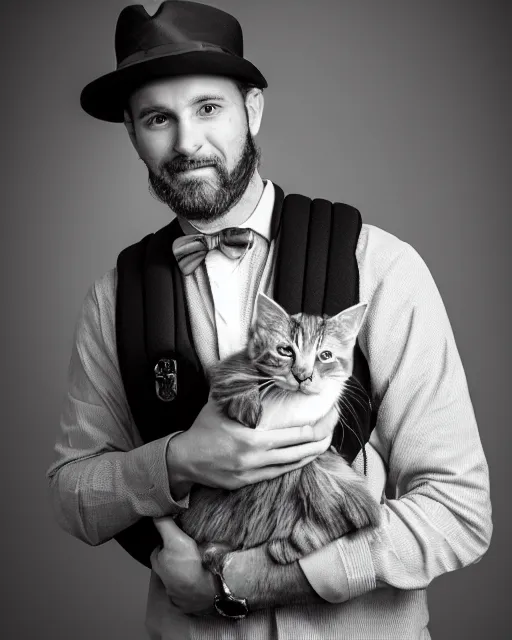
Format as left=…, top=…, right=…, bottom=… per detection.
left=129, top=75, right=242, bottom=113
left=290, top=316, right=324, bottom=347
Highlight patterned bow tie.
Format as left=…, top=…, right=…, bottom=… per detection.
left=172, top=227, right=255, bottom=275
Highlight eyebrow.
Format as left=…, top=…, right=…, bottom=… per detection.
left=136, top=94, right=228, bottom=120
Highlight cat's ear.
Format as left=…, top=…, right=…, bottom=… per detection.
left=254, top=293, right=290, bottom=329
left=327, top=302, right=367, bottom=344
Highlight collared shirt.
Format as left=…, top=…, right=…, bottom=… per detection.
left=47, top=181, right=492, bottom=639
left=202, top=179, right=275, bottom=359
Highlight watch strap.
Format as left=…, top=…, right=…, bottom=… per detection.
left=211, top=555, right=249, bottom=619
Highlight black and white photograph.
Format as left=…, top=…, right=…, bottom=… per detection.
left=2, top=1, right=510, bottom=638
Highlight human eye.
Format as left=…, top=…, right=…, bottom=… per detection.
left=198, top=103, right=219, bottom=117
left=145, top=113, right=169, bottom=128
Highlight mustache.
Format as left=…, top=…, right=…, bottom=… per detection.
left=162, top=156, right=222, bottom=175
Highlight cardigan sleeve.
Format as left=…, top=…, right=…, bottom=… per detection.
left=46, top=269, right=188, bottom=547
left=300, top=227, right=492, bottom=601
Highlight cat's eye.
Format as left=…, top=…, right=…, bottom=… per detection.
left=277, top=345, right=294, bottom=357
left=318, top=350, right=334, bottom=362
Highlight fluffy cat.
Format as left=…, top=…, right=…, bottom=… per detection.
left=178, top=293, right=380, bottom=565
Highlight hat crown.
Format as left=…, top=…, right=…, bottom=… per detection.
left=115, top=1, right=243, bottom=65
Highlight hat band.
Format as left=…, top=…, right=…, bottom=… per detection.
left=117, top=41, right=235, bottom=69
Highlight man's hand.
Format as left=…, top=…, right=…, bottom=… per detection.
left=167, top=400, right=337, bottom=496
left=152, top=516, right=326, bottom=616
left=224, top=544, right=325, bottom=611
left=151, top=517, right=217, bottom=616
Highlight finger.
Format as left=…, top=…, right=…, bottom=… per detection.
left=153, top=516, right=190, bottom=547
left=247, top=454, right=319, bottom=483
left=256, top=424, right=323, bottom=450
left=150, top=546, right=161, bottom=570
left=262, top=434, right=332, bottom=466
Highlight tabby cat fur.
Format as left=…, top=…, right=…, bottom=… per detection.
left=178, top=293, right=380, bottom=565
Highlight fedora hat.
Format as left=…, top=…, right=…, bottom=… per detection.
left=80, top=1, right=268, bottom=123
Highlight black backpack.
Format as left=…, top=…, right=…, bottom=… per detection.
left=114, top=184, right=376, bottom=568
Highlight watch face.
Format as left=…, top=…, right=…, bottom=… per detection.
left=214, top=594, right=248, bottom=619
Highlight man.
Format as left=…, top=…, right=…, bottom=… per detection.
left=47, top=2, right=492, bottom=639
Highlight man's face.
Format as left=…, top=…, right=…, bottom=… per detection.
left=127, top=75, right=261, bottom=222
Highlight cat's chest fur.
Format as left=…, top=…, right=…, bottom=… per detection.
left=256, top=381, right=342, bottom=431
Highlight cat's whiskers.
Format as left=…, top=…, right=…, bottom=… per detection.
left=332, top=403, right=342, bottom=420
left=343, top=387, right=370, bottom=412
left=271, top=386, right=289, bottom=403
left=258, top=380, right=275, bottom=396
left=337, top=409, right=365, bottom=452
left=339, top=419, right=346, bottom=450
left=344, top=378, right=372, bottom=403
left=339, top=395, right=361, bottom=426
left=234, top=372, right=273, bottom=382
left=260, top=384, right=275, bottom=400
left=345, top=383, right=373, bottom=414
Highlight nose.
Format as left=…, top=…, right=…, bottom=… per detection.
left=292, top=371, right=313, bottom=385
left=173, top=118, right=202, bottom=156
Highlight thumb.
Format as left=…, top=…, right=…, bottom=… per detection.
left=153, top=516, right=191, bottom=548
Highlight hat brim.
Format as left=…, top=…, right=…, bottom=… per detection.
left=80, top=50, right=268, bottom=123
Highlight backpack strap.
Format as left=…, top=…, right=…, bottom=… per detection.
left=114, top=219, right=209, bottom=568
left=273, top=195, right=376, bottom=467
left=117, top=219, right=209, bottom=440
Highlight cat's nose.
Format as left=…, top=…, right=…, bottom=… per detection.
left=292, top=371, right=313, bottom=384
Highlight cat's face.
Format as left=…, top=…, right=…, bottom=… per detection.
left=248, top=294, right=367, bottom=397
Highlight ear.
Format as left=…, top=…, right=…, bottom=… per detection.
left=327, top=302, right=367, bottom=343
left=254, top=293, right=290, bottom=329
left=245, top=88, right=265, bottom=137
left=123, top=108, right=139, bottom=153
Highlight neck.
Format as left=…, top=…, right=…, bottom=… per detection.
left=177, top=172, right=265, bottom=235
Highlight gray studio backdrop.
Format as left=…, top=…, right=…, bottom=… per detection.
left=1, top=1, right=510, bottom=638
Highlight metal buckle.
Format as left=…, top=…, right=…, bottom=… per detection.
left=154, top=358, right=177, bottom=402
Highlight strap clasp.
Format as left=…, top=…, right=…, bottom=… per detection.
left=154, top=358, right=178, bottom=402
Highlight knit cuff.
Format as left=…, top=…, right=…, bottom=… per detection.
left=299, top=542, right=350, bottom=603
left=163, top=432, right=190, bottom=512
left=335, top=530, right=377, bottom=600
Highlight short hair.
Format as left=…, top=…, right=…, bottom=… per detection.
left=234, top=80, right=260, bottom=101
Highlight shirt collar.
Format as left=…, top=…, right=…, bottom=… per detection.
left=238, top=180, right=275, bottom=242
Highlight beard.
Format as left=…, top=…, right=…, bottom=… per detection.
left=147, top=131, right=261, bottom=223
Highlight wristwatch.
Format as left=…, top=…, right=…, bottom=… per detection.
left=211, top=556, right=249, bottom=620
